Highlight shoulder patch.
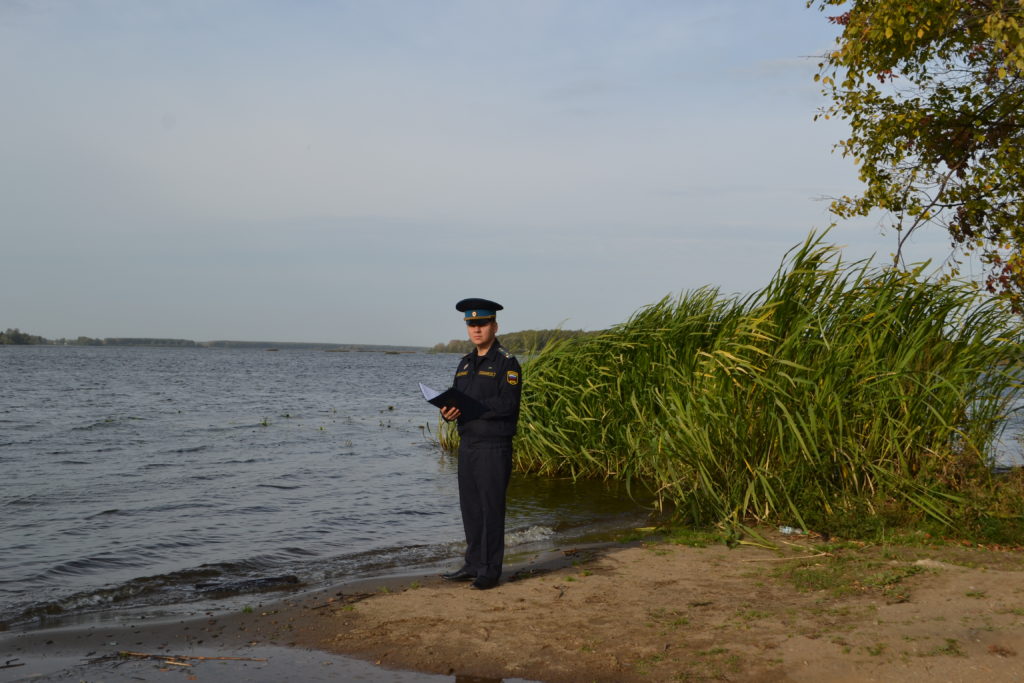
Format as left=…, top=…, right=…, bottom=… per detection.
left=506, top=370, right=519, bottom=385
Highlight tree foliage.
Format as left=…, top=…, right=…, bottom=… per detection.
left=812, top=0, right=1024, bottom=306
left=0, top=328, right=49, bottom=345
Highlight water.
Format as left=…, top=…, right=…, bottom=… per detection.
left=0, top=346, right=649, bottom=629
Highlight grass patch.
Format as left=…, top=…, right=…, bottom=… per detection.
left=861, top=565, right=925, bottom=601
left=687, top=647, right=744, bottom=678
left=615, top=528, right=662, bottom=544
left=775, top=547, right=927, bottom=600
left=997, top=607, right=1024, bottom=616
left=665, top=527, right=727, bottom=548
left=925, top=638, right=966, bottom=657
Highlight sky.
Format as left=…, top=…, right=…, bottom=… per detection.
left=0, top=0, right=960, bottom=347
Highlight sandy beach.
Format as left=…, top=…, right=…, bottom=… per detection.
left=4, top=533, right=1024, bottom=682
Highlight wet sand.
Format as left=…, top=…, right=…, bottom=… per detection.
left=0, top=548, right=577, bottom=682
left=5, top=536, right=1024, bottom=682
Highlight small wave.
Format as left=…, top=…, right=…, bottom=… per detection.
left=194, top=574, right=300, bottom=594
left=169, top=445, right=209, bottom=454
left=4, top=495, right=43, bottom=506
left=255, top=483, right=301, bottom=490
left=139, top=462, right=175, bottom=470
left=5, top=564, right=227, bottom=626
left=44, top=555, right=149, bottom=577
left=86, top=509, right=122, bottom=519
left=221, top=504, right=280, bottom=515
left=140, top=539, right=204, bottom=551
left=2, top=532, right=563, bottom=629
left=71, top=419, right=119, bottom=431
left=141, top=501, right=217, bottom=514
left=55, top=459, right=91, bottom=465
left=308, top=542, right=455, bottom=580
left=506, top=525, right=556, bottom=546
left=201, top=424, right=262, bottom=433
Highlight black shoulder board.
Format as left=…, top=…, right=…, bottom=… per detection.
left=498, top=346, right=514, bottom=359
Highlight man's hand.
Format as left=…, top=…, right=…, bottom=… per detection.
left=440, top=406, right=461, bottom=422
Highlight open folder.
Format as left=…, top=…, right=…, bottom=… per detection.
left=419, top=383, right=487, bottom=421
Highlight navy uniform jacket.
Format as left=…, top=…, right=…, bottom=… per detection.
left=453, top=339, right=522, bottom=442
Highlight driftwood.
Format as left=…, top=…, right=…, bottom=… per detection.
left=1, top=659, right=25, bottom=670
left=85, top=651, right=269, bottom=668
left=120, top=651, right=268, bottom=662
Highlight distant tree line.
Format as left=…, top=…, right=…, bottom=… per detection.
left=0, top=330, right=197, bottom=346
left=0, top=328, right=49, bottom=345
left=0, top=328, right=425, bottom=352
left=430, top=328, right=602, bottom=355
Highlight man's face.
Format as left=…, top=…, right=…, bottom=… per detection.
left=466, top=320, right=497, bottom=349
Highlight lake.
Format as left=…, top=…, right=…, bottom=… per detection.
left=0, top=345, right=648, bottom=629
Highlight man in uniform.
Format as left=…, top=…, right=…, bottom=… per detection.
left=439, top=298, right=522, bottom=590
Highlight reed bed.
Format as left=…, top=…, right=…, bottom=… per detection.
left=514, top=234, right=1024, bottom=537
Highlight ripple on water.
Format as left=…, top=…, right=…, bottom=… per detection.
left=44, top=554, right=151, bottom=578
left=84, top=509, right=123, bottom=519
left=166, top=445, right=210, bottom=454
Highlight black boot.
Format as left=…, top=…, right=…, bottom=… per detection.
left=442, top=566, right=475, bottom=582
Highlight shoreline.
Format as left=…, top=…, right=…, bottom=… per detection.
left=5, top=534, right=1024, bottom=682
left=0, top=544, right=598, bottom=682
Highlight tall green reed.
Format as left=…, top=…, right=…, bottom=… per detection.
left=514, top=233, right=1024, bottom=534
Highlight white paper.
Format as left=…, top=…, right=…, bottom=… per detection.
left=419, top=382, right=442, bottom=401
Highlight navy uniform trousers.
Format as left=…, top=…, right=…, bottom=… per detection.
left=457, top=437, right=513, bottom=582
